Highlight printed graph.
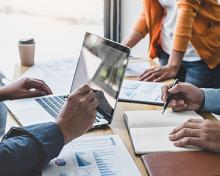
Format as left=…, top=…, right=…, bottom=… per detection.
left=75, top=152, right=92, bottom=167
left=43, top=135, right=142, bottom=176
left=93, top=150, right=118, bottom=176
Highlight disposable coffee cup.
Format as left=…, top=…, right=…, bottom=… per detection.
left=0, top=103, right=7, bottom=136
left=18, top=38, right=35, bottom=66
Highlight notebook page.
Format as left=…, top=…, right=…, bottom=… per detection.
left=124, top=110, right=202, bottom=128
left=130, top=127, right=201, bottom=154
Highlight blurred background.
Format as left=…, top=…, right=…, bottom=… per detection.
left=0, top=0, right=104, bottom=77
left=0, top=0, right=147, bottom=79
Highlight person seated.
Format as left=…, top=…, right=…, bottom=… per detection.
left=162, top=83, right=220, bottom=153
left=0, top=78, right=98, bottom=175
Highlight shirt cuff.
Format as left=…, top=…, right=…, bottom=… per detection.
left=201, top=88, right=220, bottom=114
left=3, top=122, right=64, bottom=166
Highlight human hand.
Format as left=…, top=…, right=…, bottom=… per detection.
left=56, top=85, right=98, bottom=144
left=137, top=65, right=178, bottom=82
left=161, top=83, right=204, bottom=112
left=169, top=119, right=220, bottom=153
left=0, top=78, right=52, bottom=100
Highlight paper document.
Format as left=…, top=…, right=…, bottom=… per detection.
left=119, top=80, right=164, bottom=105
left=125, top=58, right=149, bottom=77
left=22, top=58, right=78, bottom=94
left=43, top=135, right=141, bottom=176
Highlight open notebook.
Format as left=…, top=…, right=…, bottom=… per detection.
left=124, top=110, right=202, bottom=154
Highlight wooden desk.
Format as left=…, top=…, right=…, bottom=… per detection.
left=6, top=62, right=215, bottom=176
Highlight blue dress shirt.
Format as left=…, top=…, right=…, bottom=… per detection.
left=0, top=122, right=64, bottom=176
left=202, top=89, right=220, bottom=115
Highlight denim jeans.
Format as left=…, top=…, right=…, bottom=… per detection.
left=0, top=102, right=7, bottom=136
left=158, top=47, right=220, bottom=88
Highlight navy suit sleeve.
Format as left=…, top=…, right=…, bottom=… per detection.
left=0, top=122, right=64, bottom=176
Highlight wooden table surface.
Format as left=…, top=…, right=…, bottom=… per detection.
left=6, top=62, right=215, bottom=176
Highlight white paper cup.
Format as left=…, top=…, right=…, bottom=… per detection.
left=18, top=39, right=35, bottom=66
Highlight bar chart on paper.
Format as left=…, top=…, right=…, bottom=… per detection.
left=119, top=80, right=164, bottom=105
left=43, top=135, right=141, bottom=176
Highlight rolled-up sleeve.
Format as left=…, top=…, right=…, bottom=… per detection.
left=173, top=0, right=201, bottom=52
left=0, top=122, right=64, bottom=176
left=133, top=2, right=148, bottom=36
left=201, top=89, right=220, bottom=115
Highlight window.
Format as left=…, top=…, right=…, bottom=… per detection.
left=0, top=0, right=104, bottom=78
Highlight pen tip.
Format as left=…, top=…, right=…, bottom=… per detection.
left=162, top=109, right=165, bottom=115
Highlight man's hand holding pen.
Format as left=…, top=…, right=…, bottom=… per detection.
left=161, top=83, right=220, bottom=153
left=161, top=82, right=205, bottom=112
left=162, top=79, right=179, bottom=114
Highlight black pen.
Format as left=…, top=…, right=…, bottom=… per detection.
left=162, top=79, right=179, bottom=115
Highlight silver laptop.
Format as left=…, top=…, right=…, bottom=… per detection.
left=5, top=32, right=130, bottom=127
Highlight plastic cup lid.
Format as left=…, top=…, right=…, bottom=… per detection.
left=18, top=38, right=35, bottom=44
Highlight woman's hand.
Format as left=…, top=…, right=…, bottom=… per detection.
left=138, top=65, right=179, bottom=82
left=0, top=78, right=52, bottom=100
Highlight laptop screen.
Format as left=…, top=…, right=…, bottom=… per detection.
left=70, top=32, right=130, bottom=121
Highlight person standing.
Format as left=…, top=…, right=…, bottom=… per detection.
left=122, top=0, right=220, bottom=88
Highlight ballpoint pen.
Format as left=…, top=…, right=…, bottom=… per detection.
left=162, top=79, right=179, bottom=115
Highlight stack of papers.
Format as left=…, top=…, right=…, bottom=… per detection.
left=119, top=80, right=164, bottom=105
left=125, top=58, right=149, bottom=77
left=43, top=135, right=141, bottom=176
left=21, top=58, right=78, bottom=94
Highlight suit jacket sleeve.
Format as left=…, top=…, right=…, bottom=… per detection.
left=0, top=122, right=64, bottom=176
left=201, top=88, right=220, bottom=115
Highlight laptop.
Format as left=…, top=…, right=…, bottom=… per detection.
left=5, top=32, right=130, bottom=128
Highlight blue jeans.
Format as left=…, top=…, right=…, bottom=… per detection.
left=158, top=47, right=220, bottom=88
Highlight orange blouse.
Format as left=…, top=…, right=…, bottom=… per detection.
left=134, top=0, right=220, bottom=69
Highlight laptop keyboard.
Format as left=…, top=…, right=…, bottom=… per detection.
left=35, top=96, right=65, bottom=118
left=35, top=96, right=103, bottom=123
